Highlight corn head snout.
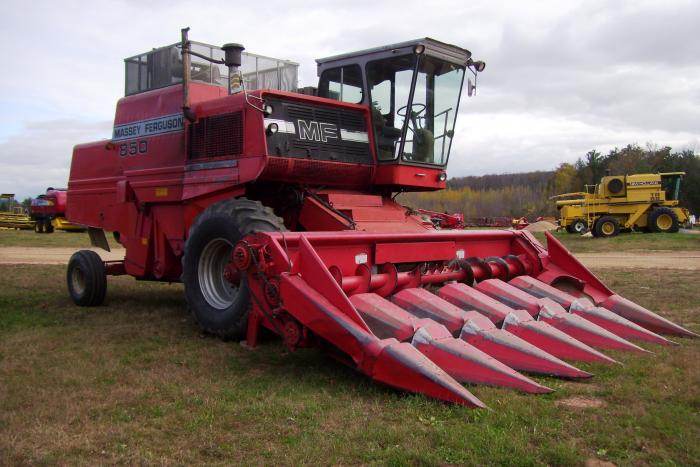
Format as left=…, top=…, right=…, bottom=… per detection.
left=234, top=229, right=696, bottom=406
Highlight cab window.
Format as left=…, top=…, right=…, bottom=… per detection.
left=366, top=54, right=416, bottom=161
left=318, top=65, right=364, bottom=103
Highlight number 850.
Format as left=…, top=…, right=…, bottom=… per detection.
left=119, top=140, right=148, bottom=157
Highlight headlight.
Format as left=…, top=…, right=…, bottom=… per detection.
left=438, top=172, right=447, bottom=182
left=264, top=104, right=273, bottom=116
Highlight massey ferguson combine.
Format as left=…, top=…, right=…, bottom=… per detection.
left=66, top=29, right=697, bottom=407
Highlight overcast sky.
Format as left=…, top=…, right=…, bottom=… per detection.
left=1, top=0, right=698, bottom=199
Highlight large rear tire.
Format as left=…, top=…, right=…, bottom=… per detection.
left=182, top=198, right=285, bottom=340
left=594, top=215, right=620, bottom=238
left=67, top=250, right=107, bottom=306
left=648, top=207, right=679, bottom=233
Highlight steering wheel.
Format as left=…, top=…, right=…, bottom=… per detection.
left=397, top=103, right=427, bottom=148
left=397, top=103, right=427, bottom=120
left=397, top=103, right=426, bottom=135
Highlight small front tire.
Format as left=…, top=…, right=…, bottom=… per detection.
left=67, top=250, right=107, bottom=306
left=570, top=218, right=588, bottom=234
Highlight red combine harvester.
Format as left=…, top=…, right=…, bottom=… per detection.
left=66, top=30, right=696, bottom=407
left=30, top=188, right=85, bottom=233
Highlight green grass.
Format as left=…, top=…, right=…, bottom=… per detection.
left=0, top=229, right=116, bottom=248
left=4, top=225, right=698, bottom=254
left=531, top=230, right=700, bottom=253
left=0, top=265, right=698, bottom=465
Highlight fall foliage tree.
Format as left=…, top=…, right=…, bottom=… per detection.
left=400, top=144, right=699, bottom=219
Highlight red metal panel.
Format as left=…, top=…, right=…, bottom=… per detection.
left=374, top=164, right=446, bottom=190
left=326, top=192, right=384, bottom=207
left=299, top=196, right=353, bottom=231
left=351, top=203, right=416, bottom=222
left=295, top=235, right=369, bottom=330
left=539, top=231, right=613, bottom=302
left=375, top=241, right=456, bottom=264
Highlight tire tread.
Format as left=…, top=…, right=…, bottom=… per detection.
left=183, top=198, right=285, bottom=339
left=648, top=207, right=679, bottom=233
left=67, top=250, right=107, bottom=306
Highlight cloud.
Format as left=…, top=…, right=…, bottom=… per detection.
left=0, top=0, right=697, bottom=199
left=0, top=119, right=111, bottom=199
left=451, top=111, right=699, bottom=177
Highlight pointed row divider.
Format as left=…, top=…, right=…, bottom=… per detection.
left=508, top=275, right=677, bottom=345
left=474, top=279, right=647, bottom=354
left=437, top=282, right=618, bottom=364
left=349, top=293, right=553, bottom=394
left=392, top=287, right=591, bottom=378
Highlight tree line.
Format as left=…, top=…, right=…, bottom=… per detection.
left=400, top=144, right=699, bottom=218
left=3, top=144, right=698, bottom=220
left=0, top=197, right=32, bottom=213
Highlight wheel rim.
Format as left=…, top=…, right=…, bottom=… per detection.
left=574, top=222, right=585, bottom=233
left=656, top=214, right=672, bottom=231
left=198, top=238, right=237, bottom=310
left=71, top=267, right=86, bottom=296
left=601, top=222, right=615, bottom=235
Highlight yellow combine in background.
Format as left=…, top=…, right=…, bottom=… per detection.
left=552, top=172, right=690, bottom=237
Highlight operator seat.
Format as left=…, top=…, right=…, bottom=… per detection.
left=412, top=128, right=435, bottom=163
left=371, top=106, right=402, bottom=160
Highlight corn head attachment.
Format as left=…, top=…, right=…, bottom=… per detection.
left=234, top=229, right=696, bottom=406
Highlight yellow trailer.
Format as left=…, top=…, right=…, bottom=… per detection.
left=51, top=216, right=86, bottom=232
left=552, top=172, right=690, bottom=237
left=0, top=193, right=34, bottom=230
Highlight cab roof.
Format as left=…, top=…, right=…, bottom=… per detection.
left=316, top=38, right=472, bottom=68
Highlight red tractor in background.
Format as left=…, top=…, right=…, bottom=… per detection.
left=31, top=188, right=85, bottom=233
left=65, top=29, right=696, bottom=407
left=414, top=209, right=466, bottom=229
left=31, top=188, right=65, bottom=233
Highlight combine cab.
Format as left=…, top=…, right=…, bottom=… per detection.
left=66, top=29, right=697, bottom=407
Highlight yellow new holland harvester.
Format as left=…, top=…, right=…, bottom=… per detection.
left=553, top=172, right=690, bottom=237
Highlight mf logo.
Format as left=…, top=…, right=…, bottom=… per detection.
left=297, top=120, right=338, bottom=143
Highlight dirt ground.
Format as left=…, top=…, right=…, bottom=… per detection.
left=0, top=246, right=698, bottom=270
left=575, top=251, right=700, bottom=270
